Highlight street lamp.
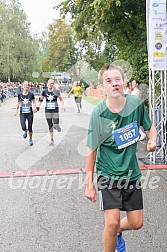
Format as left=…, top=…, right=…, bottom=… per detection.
left=51, top=71, right=57, bottom=81
left=8, top=40, right=10, bottom=83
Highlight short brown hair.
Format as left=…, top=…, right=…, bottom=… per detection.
left=98, top=64, right=125, bottom=84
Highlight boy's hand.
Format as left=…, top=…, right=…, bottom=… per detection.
left=147, top=139, right=156, bottom=152
left=85, top=185, right=97, bottom=203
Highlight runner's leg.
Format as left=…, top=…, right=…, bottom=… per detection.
left=118, top=209, right=143, bottom=232
left=27, top=114, right=34, bottom=145
left=52, top=110, right=61, bottom=132
left=103, top=209, right=120, bottom=252
left=46, top=113, right=54, bottom=145
left=20, top=114, right=28, bottom=138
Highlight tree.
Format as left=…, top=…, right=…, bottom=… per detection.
left=0, top=0, right=42, bottom=82
left=43, top=19, right=79, bottom=73
left=58, top=0, right=149, bottom=82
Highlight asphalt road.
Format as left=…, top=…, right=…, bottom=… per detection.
left=0, top=96, right=166, bottom=252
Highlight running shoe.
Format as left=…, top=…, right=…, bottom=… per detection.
left=49, top=139, right=54, bottom=146
left=29, top=139, right=33, bottom=146
left=116, top=232, right=126, bottom=252
left=23, top=131, right=27, bottom=139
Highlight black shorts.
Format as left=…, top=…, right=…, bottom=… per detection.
left=74, top=96, right=81, bottom=103
left=97, top=176, right=143, bottom=211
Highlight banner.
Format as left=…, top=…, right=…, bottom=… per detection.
left=147, top=0, right=167, bottom=70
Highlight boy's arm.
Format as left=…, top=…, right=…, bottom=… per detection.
left=85, top=147, right=97, bottom=203
left=146, top=125, right=157, bottom=152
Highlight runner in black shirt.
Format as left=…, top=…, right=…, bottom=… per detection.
left=38, top=79, right=65, bottom=146
left=15, top=81, right=37, bottom=146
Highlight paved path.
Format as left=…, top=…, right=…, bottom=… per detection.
left=0, top=96, right=166, bottom=252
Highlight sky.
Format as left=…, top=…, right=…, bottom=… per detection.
left=19, top=0, right=62, bottom=35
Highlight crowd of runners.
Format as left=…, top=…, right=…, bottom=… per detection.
left=12, top=79, right=83, bottom=147
left=1, top=77, right=148, bottom=149
left=0, top=81, right=75, bottom=103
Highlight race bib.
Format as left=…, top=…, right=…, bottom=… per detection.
left=46, top=102, right=56, bottom=109
left=22, top=106, right=31, bottom=113
left=112, top=121, right=139, bottom=149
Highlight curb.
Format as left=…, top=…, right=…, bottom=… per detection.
left=0, top=165, right=167, bottom=178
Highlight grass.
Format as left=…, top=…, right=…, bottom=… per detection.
left=83, top=95, right=102, bottom=105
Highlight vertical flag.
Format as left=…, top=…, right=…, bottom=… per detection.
left=147, top=0, right=167, bottom=70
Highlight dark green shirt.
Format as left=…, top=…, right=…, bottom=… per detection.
left=87, top=95, right=152, bottom=181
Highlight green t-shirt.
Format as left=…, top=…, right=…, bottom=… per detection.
left=87, top=94, right=152, bottom=181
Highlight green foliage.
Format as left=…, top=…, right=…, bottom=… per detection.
left=44, top=19, right=79, bottom=73
left=58, top=0, right=149, bottom=83
left=0, top=0, right=42, bottom=82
